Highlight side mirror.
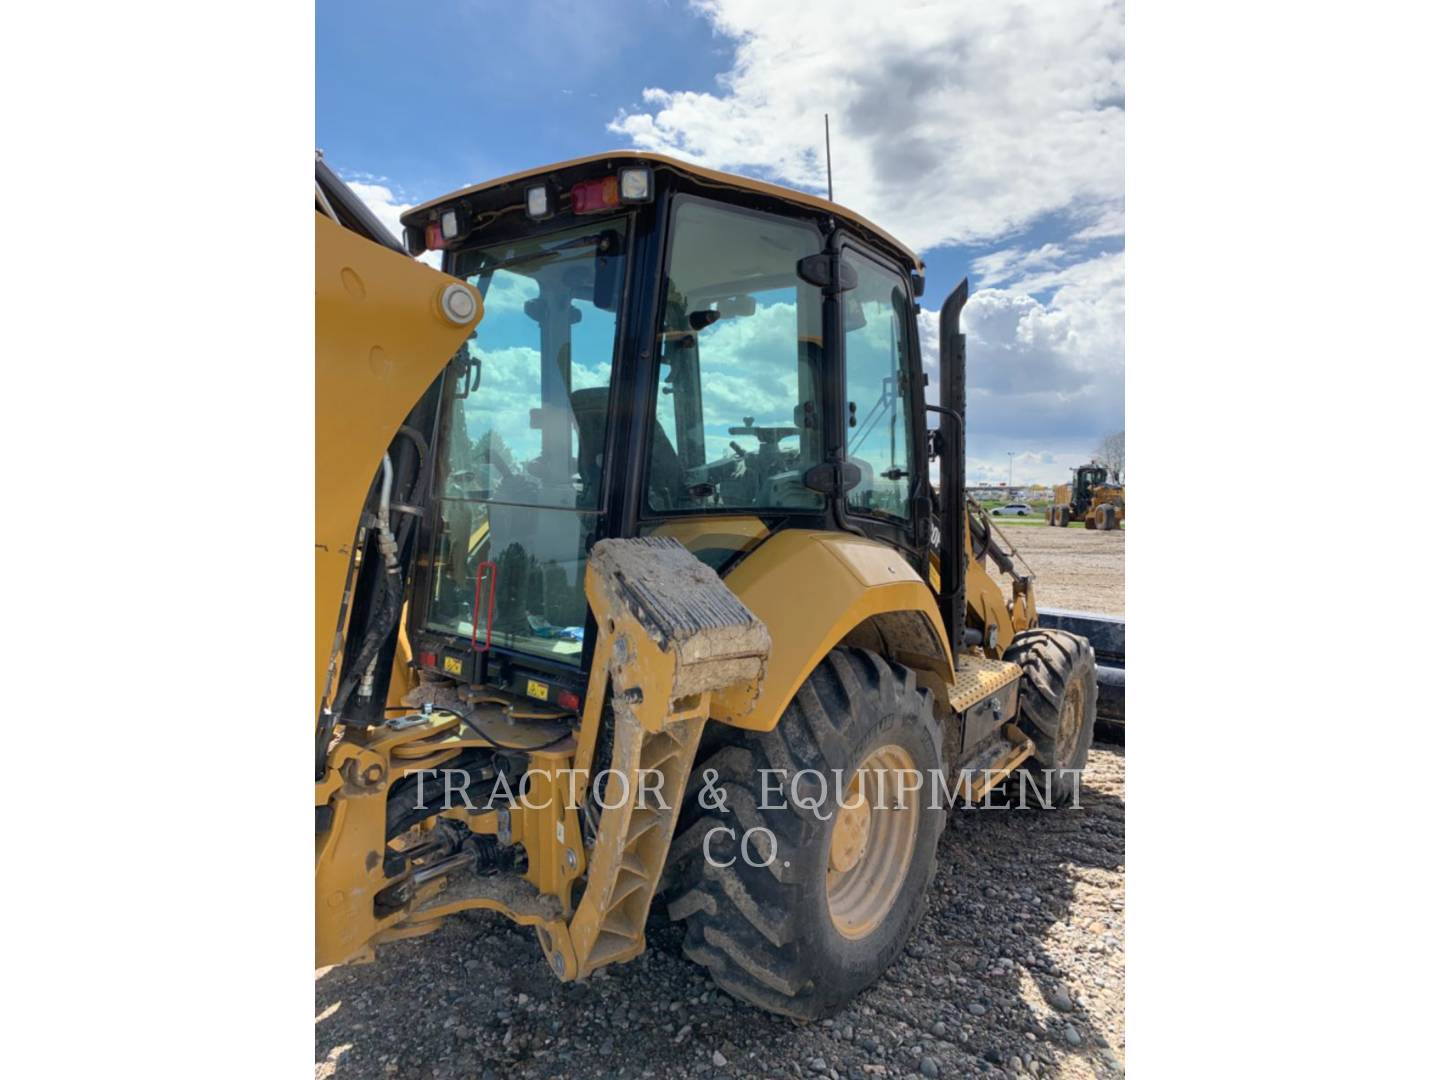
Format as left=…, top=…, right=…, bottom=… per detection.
left=797, top=253, right=857, bottom=292
left=802, top=460, right=862, bottom=496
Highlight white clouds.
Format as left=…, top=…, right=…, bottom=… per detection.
left=609, top=0, right=1124, bottom=252
left=966, top=252, right=1124, bottom=396
left=970, top=243, right=1068, bottom=288
left=916, top=249, right=1124, bottom=467
left=333, top=2, right=1125, bottom=477
left=345, top=179, right=441, bottom=269
left=607, top=0, right=1124, bottom=464
left=1071, top=203, right=1125, bottom=242
left=344, top=181, right=407, bottom=242
left=967, top=448, right=1095, bottom=487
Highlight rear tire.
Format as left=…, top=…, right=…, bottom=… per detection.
left=1003, top=630, right=1097, bottom=803
left=1059, top=506, right=1072, bottom=527
left=666, top=648, right=945, bottom=1021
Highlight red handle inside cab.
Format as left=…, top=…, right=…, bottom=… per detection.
left=471, top=561, right=497, bottom=653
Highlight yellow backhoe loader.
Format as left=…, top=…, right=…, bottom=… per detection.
left=315, top=151, right=1102, bottom=1019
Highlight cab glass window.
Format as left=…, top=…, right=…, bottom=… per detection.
left=647, top=199, right=825, bottom=514
left=423, top=219, right=626, bottom=664
left=843, top=252, right=915, bottom=521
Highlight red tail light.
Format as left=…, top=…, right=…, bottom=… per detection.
left=418, top=651, right=437, bottom=668
left=558, top=690, right=581, bottom=711
left=571, top=176, right=619, bottom=215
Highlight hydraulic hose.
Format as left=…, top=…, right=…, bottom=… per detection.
left=316, top=416, right=435, bottom=779
left=330, top=454, right=409, bottom=720
left=394, top=424, right=429, bottom=476
left=358, top=456, right=402, bottom=702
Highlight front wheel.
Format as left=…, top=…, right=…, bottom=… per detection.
left=1003, top=629, right=1097, bottom=803
left=666, top=649, right=945, bottom=1020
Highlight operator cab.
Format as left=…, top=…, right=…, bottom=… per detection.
left=399, top=153, right=931, bottom=708
left=1073, top=463, right=1109, bottom=511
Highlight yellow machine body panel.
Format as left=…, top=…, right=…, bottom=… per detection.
left=1091, top=484, right=1125, bottom=512
left=716, top=529, right=953, bottom=730
left=647, top=515, right=772, bottom=563
left=966, top=555, right=1020, bottom=653
left=314, top=213, right=480, bottom=714
left=1083, top=484, right=1125, bottom=528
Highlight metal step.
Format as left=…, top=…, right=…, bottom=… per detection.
left=948, top=654, right=1022, bottom=713
left=953, top=724, right=1035, bottom=802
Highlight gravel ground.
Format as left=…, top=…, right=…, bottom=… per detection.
left=315, top=746, right=1125, bottom=1080
left=984, top=527, right=1124, bottom=617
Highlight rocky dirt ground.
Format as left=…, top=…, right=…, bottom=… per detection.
left=316, top=748, right=1125, bottom=1080
left=985, top=526, right=1124, bottom=617
left=317, top=535, right=1126, bottom=1080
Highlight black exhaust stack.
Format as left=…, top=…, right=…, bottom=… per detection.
left=934, top=278, right=969, bottom=661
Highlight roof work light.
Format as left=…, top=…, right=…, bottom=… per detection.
left=525, top=182, right=555, bottom=221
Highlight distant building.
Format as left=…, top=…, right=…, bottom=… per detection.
left=969, top=485, right=1043, bottom=502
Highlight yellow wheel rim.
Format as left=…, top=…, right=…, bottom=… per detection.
left=1055, top=680, right=1083, bottom=764
left=826, top=744, right=919, bottom=940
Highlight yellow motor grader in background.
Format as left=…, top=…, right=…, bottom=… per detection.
left=1046, top=461, right=1125, bottom=530
left=315, top=151, right=1103, bottom=1020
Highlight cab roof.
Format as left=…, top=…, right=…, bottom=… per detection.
left=401, top=151, right=923, bottom=273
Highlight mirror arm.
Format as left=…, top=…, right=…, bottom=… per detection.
left=925, top=403, right=962, bottom=426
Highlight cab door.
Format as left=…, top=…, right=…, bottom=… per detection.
left=839, top=244, right=928, bottom=560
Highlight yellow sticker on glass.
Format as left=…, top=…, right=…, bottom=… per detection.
left=443, top=656, right=463, bottom=675
left=526, top=679, right=549, bottom=701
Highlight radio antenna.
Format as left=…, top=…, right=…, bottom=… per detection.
left=824, top=113, right=834, bottom=201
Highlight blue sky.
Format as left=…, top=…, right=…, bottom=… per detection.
left=319, top=0, right=1124, bottom=485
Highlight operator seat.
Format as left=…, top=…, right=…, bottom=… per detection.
left=570, top=386, right=684, bottom=509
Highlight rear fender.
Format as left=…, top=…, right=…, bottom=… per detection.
left=715, top=530, right=953, bottom=730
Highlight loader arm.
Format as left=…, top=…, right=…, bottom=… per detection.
left=963, top=496, right=1038, bottom=655
left=314, top=212, right=481, bottom=716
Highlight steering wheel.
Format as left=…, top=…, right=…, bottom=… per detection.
left=728, top=422, right=800, bottom=448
